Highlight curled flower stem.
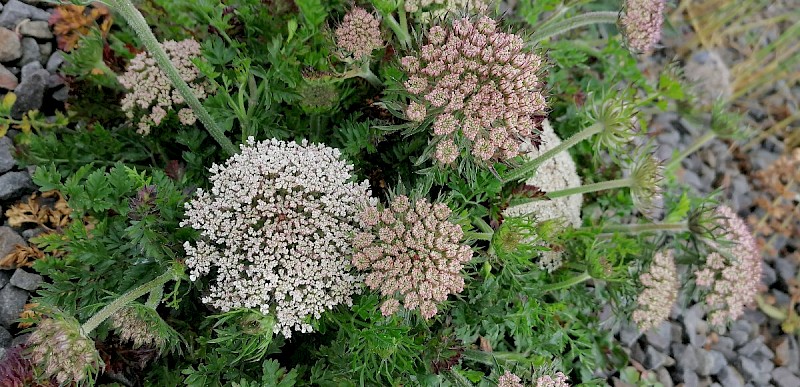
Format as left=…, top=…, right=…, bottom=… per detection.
left=82, top=265, right=181, bottom=334
left=591, top=221, right=689, bottom=235
left=540, top=271, right=592, bottom=292
left=665, top=131, right=716, bottom=173
left=546, top=177, right=634, bottom=199
left=383, top=12, right=411, bottom=49
left=504, top=123, right=603, bottom=183
left=105, top=0, right=238, bottom=156
left=530, top=11, right=620, bottom=43
left=342, top=61, right=383, bottom=88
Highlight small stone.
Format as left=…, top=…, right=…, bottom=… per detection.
left=708, top=350, right=727, bottom=375
left=730, top=320, right=755, bottom=347
left=20, top=60, right=42, bottom=81
left=0, top=226, right=26, bottom=259
left=739, top=357, right=772, bottom=385
left=670, top=322, right=683, bottom=343
left=21, top=227, right=44, bottom=240
left=646, top=321, right=673, bottom=352
left=631, top=342, right=646, bottom=365
left=712, top=336, right=737, bottom=362
left=0, top=0, right=52, bottom=29
left=52, top=85, right=68, bottom=102
left=656, top=367, right=673, bottom=387
left=645, top=346, right=669, bottom=369
left=620, top=321, right=642, bottom=347
left=0, top=64, right=18, bottom=89
left=683, top=304, right=709, bottom=347
left=739, top=338, right=774, bottom=360
left=718, top=365, right=745, bottom=387
left=0, top=285, right=28, bottom=328
left=0, top=171, right=34, bottom=200
left=761, top=264, right=777, bottom=287
left=681, top=170, right=703, bottom=191
left=38, top=42, right=51, bottom=63
left=17, top=20, right=52, bottom=39
left=0, top=136, right=15, bottom=173
left=10, top=66, right=47, bottom=119
left=10, top=332, right=28, bottom=347
left=772, top=367, right=800, bottom=387
left=9, top=268, right=41, bottom=291
left=0, top=325, right=11, bottom=347
left=45, top=51, right=63, bottom=73
left=677, top=344, right=699, bottom=371
left=775, top=257, right=798, bottom=285
left=0, top=270, right=11, bottom=288
left=0, top=27, right=22, bottom=62
left=19, top=37, right=39, bottom=66
left=677, top=369, right=699, bottom=386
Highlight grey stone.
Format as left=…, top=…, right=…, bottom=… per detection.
left=0, top=270, right=11, bottom=289
left=38, top=42, right=51, bottom=64
left=677, top=369, right=699, bottom=386
left=775, top=257, right=797, bottom=285
left=646, top=321, right=672, bottom=352
left=0, top=171, right=34, bottom=200
left=707, top=350, right=726, bottom=375
left=731, top=320, right=755, bottom=347
left=772, top=367, right=800, bottom=387
left=0, top=0, right=52, bottom=29
left=750, top=149, right=780, bottom=171
left=773, top=336, right=800, bottom=372
left=712, top=336, right=737, bottom=361
left=0, top=27, right=21, bottom=62
left=0, top=226, right=26, bottom=259
left=21, top=227, right=44, bottom=240
left=620, top=321, right=642, bottom=347
left=45, top=51, right=63, bottom=72
left=761, top=264, right=777, bottom=287
left=645, top=346, right=669, bottom=369
left=20, top=60, right=42, bottom=81
left=681, top=170, right=703, bottom=191
left=10, top=66, right=46, bottom=119
left=0, top=285, right=28, bottom=327
left=630, top=342, right=646, bottom=365
left=718, top=365, right=745, bottom=387
left=18, top=20, right=52, bottom=39
left=772, top=290, right=792, bottom=309
left=677, top=344, right=699, bottom=371
left=656, top=367, right=673, bottom=387
left=743, top=310, right=768, bottom=325
left=670, top=321, right=683, bottom=343
left=19, top=37, right=39, bottom=66
left=739, top=338, right=774, bottom=360
left=51, top=85, right=68, bottom=101
left=46, top=72, right=64, bottom=88
left=0, top=325, right=11, bottom=347
left=739, top=357, right=772, bottom=385
left=0, top=64, right=18, bottom=89
left=0, top=136, right=15, bottom=173
left=9, top=269, right=41, bottom=291
left=10, top=332, right=28, bottom=347
left=683, top=304, right=709, bottom=347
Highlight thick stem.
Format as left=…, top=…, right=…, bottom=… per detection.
left=82, top=266, right=179, bottom=334
left=383, top=13, right=411, bottom=49
left=592, top=221, right=689, bottom=235
left=540, top=271, right=592, bottom=292
left=665, top=131, right=716, bottom=173
left=546, top=178, right=633, bottom=199
left=504, top=123, right=603, bottom=183
left=529, top=11, right=620, bottom=43
left=106, top=0, right=238, bottom=156
left=464, top=231, right=493, bottom=241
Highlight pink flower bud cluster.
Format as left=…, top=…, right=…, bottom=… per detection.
left=27, top=317, right=101, bottom=385
left=352, top=195, right=473, bottom=319
left=182, top=137, right=375, bottom=337
left=632, top=250, right=678, bottom=331
left=400, top=16, right=547, bottom=165
left=119, top=39, right=208, bottom=135
left=694, top=205, right=762, bottom=327
left=110, top=306, right=165, bottom=350
left=536, top=372, right=570, bottom=387
left=498, top=370, right=524, bottom=387
left=404, top=0, right=491, bottom=19
left=620, top=0, right=666, bottom=53
left=334, top=7, right=383, bottom=60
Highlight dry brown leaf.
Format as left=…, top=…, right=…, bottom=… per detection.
left=18, top=303, right=40, bottom=329
left=49, top=4, right=112, bottom=51
left=0, top=244, right=45, bottom=270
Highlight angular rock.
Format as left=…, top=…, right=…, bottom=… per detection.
left=712, top=336, right=737, bottom=362
left=775, top=257, right=798, bottom=285
left=9, top=269, right=41, bottom=291
left=10, top=67, right=46, bottom=119
left=645, top=321, right=672, bottom=352
left=52, top=85, right=68, bottom=102
left=38, top=42, right=51, bottom=64
left=0, top=64, right=18, bottom=89
left=0, top=325, right=11, bottom=347
left=20, top=60, right=42, bottom=81
left=19, top=36, right=39, bottom=66
left=18, top=20, right=52, bottom=39
left=772, top=367, right=800, bottom=387
left=761, top=263, right=777, bottom=287
left=739, top=337, right=774, bottom=360
left=683, top=304, right=709, bottom=347
left=739, top=357, right=772, bottom=385
left=0, top=171, right=34, bottom=200
left=21, top=227, right=44, bottom=240
left=45, top=51, right=63, bottom=72
left=656, top=367, right=673, bottom=387
left=0, top=0, right=52, bottom=29
left=718, top=365, right=745, bottom=387
left=645, top=346, right=669, bottom=369
left=0, top=226, right=26, bottom=259
left=10, top=332, right=28, bottom=347
left=0, top=270, right=11, bottom=289
left=0, top=285, right=28, bottom=327
left=677, top=344, right=699, bottom=371
left=0, top=27, right=21, bottom=62
left=630, top=342, right=646, bottom=365
left=620, top=321, right=642, bottom=347
left=708, top=350, right=726, bottom=375
left=0, top=136, right=15, bottom=173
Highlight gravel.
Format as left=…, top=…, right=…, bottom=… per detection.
left=9, top=269, right=42, bottom=291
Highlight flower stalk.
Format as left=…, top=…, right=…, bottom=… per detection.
left=665, top=131, right=716, bottom=173
left=530, top=11, right=620, bottom=43
left=590, top=221, right=689, bottom=235
left=546, top=177, right=633, bottom=199
left=539, top=271, right=592, bottom=292
left=383, top=11, right=411, bottom=49
left=105, top=0, right=237, bottom=155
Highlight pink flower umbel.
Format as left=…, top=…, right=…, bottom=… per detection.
left=632, top=250, right=678, bottom=331
left=353, top=195, right=473, bottom=319
left=335, top=7, right=383, bottom=60
left=498, top=371, right=524, bottom=387
left=620, top=0, right=666, bottom=53
left=536, top=372, right=570, bottom=387
left=400, top=16, right=547, bottom=166
left=694, top=205, right=763, bottom=327
left=27, top=316, right=102, bottom=385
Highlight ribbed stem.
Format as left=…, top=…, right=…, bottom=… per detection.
left=546, top=178, right=633, bottom=199
left=106, top=0, right=238, bottom=156
left=383, top=13, right=411, bottom=49
left=464, top=231, right=493, bottom=241
left=592, top=221, right=689, bottom=235
left=665, top=131, right=716, bottom=173
left=530, top=11, right=620, bottom=43
left=540, top=271, right=592, bottom=292
left=504, top=123, right=603, bottom=183
left=82, top=266, right=179, bottom=334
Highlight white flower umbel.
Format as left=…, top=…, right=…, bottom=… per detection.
left=182, top=137, right=375, bottom=337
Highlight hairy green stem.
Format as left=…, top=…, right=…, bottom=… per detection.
left=546, top=177, right=633, bottom=199
left=82, top=266, right=180, bottom=334
left=383, top=13, right=411, bottom=49
left=665, top=131, right=716, bottom=173
left=504, top=123, right=603, bottom=183
left=106, top=0, right=238, bottom=155
left=529, top=11, right=620, bottom=43
left=540, top=271, right=592, bottom=292
left=592, top=221, right=689, bottom=235
left=464, top=231, right=493, bottom=241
